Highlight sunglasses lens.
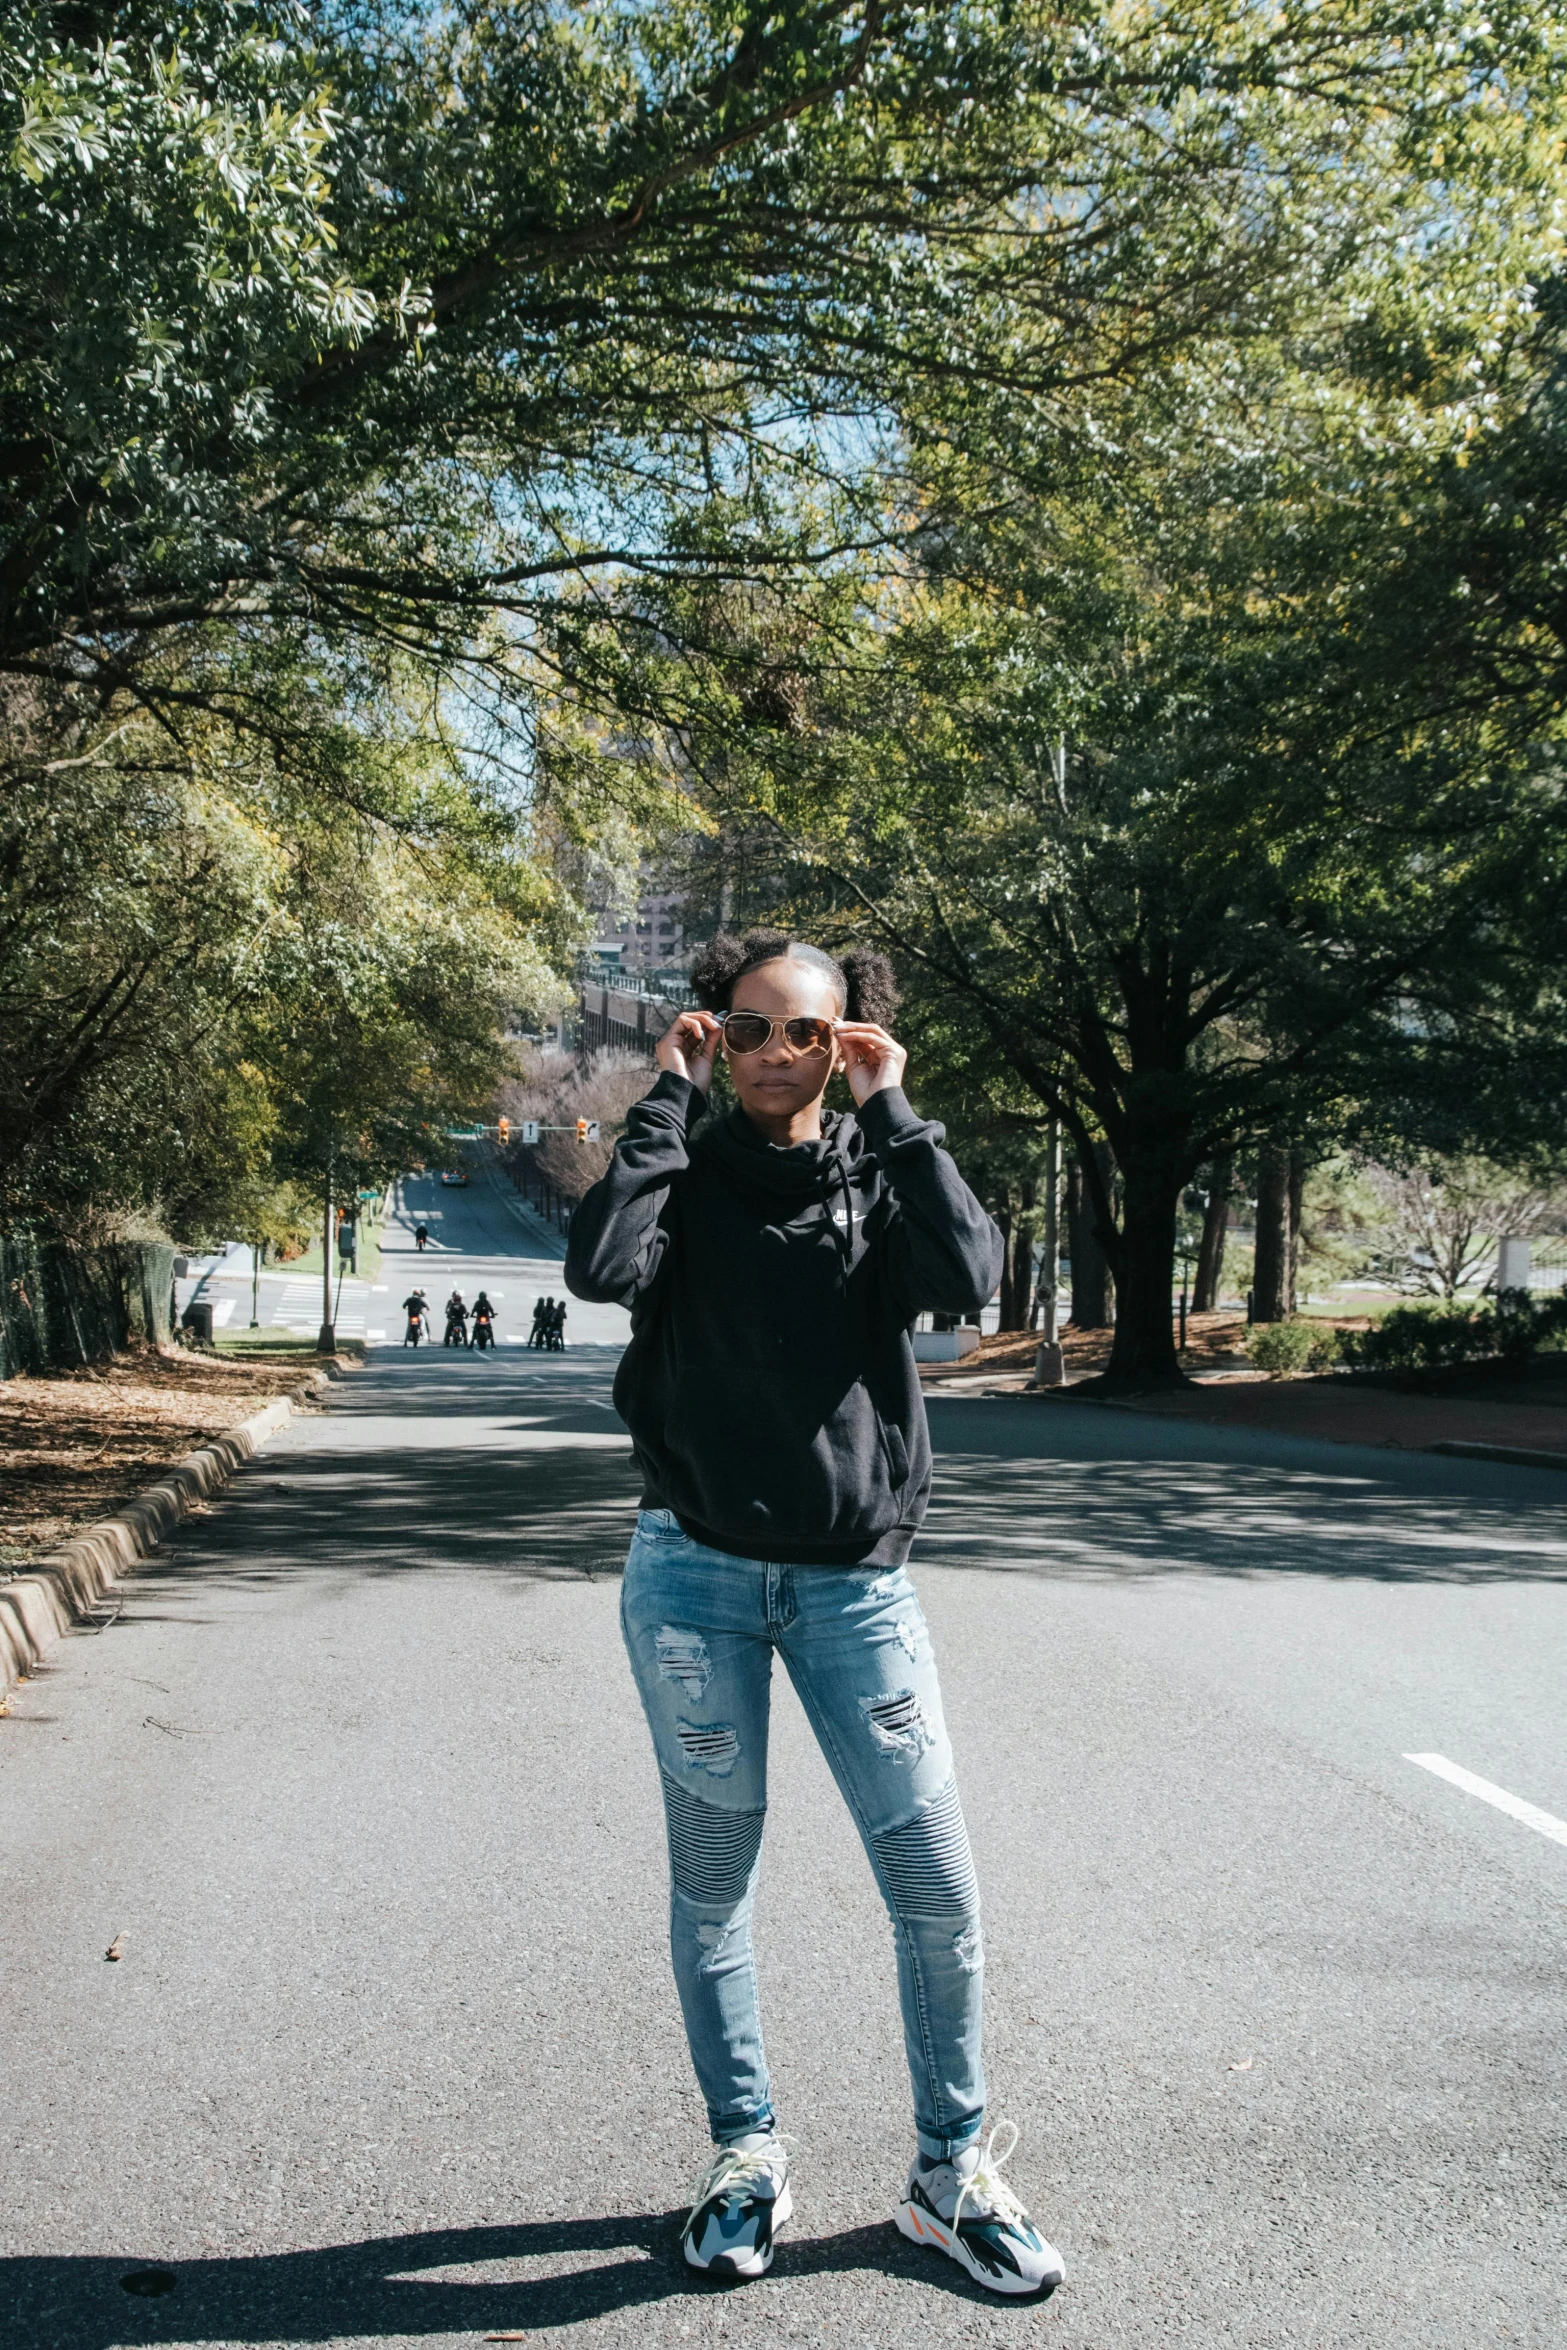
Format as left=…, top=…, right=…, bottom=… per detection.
left=784, top=1018, right=832, bottom=1053
left=723, top=1014, right=772, bottom=1055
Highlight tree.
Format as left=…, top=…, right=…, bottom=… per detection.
left=499, top=1050, right=652, bottom=1206
left=1362, top=1158, right=1562, bottom=1299
left=9, top=0, right=1565, bottom=1301
left=9, top=0, right=1540, bottom=741
left=1191, top=1158, right=1233, bottom=1315
left=1065, top=1148, right=1115, bottom=1331
left=1252, top=1148, right=1293, bottom=1325
left=628, top=204, right=1567, bottom=1389
left=0, top=648, right=557, bottom=1246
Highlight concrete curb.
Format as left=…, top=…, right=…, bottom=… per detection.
left=1428, top=1438, right=1567, bottom=1473
left=0, top=1369, right=331, bottom=1697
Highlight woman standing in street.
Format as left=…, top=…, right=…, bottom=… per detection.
left=565, top=929, right=1063, bottom=2298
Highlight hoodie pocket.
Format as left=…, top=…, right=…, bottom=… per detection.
left=880, top=1421, right=910, bottom=1490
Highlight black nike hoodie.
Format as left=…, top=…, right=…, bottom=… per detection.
left=564, top=1071, right=1002, bottom=1566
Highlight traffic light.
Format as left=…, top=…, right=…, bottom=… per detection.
left=497, top=1116, right=510, bottom=1146
left=576, top=1117, right=588, bottom=1145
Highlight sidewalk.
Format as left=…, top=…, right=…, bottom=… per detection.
left=1118, top=1372, right=1567, bottom=1458
left=920, top=1315, right=1567, bottom=1462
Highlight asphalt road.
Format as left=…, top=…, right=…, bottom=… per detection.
left=2, top=1171, right=1564, bottom=2349
left=175, top=1168, right=610, bottom=1349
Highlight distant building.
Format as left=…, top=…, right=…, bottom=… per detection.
left=592, top=878, right=687, bottom=977
left=578, top=872, right=694, bottom=1056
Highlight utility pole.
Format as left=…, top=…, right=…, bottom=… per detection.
left=317, top=1170, right=335, bottom=1353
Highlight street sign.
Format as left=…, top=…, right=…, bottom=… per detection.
left=522, top=1119, right=539, bottom=1144
left=586, top=1120, right=601, bottom=1142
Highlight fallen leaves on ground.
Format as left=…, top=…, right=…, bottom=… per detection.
left=0, top=1350, right=324, bottom=1566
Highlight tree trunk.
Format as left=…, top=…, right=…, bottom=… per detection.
left=1102, top=1181, right=1182, bottom=1388
left=1192, top=1157, right=1232, bottom=1313
left=1066, top=1149, right=1113, bottom=1328
left=1253, top=1143, right=1292, bottom=1322
left=1287, top=1149, right=1306, bottom=1314
left=317, top=1173, right=335, bottom=1352
left=1034, top=1127, right=1060, bottom=1333
left=1006, top=1179, right=1037, bottom=1333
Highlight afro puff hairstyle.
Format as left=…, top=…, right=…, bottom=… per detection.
left=689, top=928, right=901, bottom=1028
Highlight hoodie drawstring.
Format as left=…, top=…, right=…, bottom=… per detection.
left=826, top=1133, right=856, bottom=1268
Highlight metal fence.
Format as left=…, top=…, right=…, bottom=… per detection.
left=0, top=1233, right=173, bottom=1376
left=576, top=961, right=695, bottom=1059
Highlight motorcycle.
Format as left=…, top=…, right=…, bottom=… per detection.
left=472, top=1311, right=495, bottom=1351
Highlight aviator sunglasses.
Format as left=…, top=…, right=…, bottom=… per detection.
left=718, top=1010, right=836, bottom=1057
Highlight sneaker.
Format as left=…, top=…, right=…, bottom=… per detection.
left=897, top=2122, right=1064, bottom=2297
left=681, top=2135, right=792, bottom=2279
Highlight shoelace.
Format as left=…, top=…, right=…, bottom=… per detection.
left=951, top=2119, right=1030, bottom=2236
left=688, top=2141, right=786, bottom=2221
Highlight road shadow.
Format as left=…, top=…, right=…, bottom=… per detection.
left=922, top=1442, right=1567, bottom=1585
left=154, top=1446, right=643, bottom=1585
left=0, top=2211, right=1031, bottom=2346
left=115, top=1351, right=645, bottom=1586
left=116, top=1355, right=1567, bottom=1598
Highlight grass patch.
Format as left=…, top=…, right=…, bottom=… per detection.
left=214, top=1332, right=364, bottom=1361
left=277, top=1218, right=384, bottom=1287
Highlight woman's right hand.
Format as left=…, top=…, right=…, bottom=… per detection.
left=657, top=1008, right=721, bottom=1093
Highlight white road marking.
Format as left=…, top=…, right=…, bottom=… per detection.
left=1405, top=1753, right=1567, bottom=1849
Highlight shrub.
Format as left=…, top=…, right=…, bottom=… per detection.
left=1339, top=1302, right=1495, bottom=1373
left=1337, top=1291, right=1567, bottom=1374
left=1306, top=1327, right=1344, bottom=1374
left=1247, top=1320, right=1316, bottom=1375
left=1533, top=1292, right=1567, bottom=1352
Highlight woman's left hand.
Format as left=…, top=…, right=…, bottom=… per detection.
left=836, top=1022, right=908, bottom=1105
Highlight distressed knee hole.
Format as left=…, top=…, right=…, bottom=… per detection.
left=674, top=1718, right=740, bottom=1776
left=953, top=1923, right=984, bottom=1973
left=660, top=1769, right=765, bottom=1904
left=860, top=1686, right=934, bottom=1764
left=654, top=1623, right=712, bottom=1700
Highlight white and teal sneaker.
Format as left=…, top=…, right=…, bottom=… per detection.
left=897, top=2122, right=1064, bottom=2297
left=681, top=2135, right=792, bottom=2279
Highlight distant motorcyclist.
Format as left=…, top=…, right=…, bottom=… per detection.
left=402, top=1289, right=429, bottom=1346
left=415, top=1222, right=429, bottom=1252
left=444, top=1290, right=469, bottom=1348
left=547, top=1298, right=567, bottom=1352
left=471, top=1291, right=496, bottom=1351
left=529, top=1295, right=552, bottom=1349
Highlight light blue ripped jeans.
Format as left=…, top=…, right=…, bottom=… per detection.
left=620, top=1508, right=984, bottom=2162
